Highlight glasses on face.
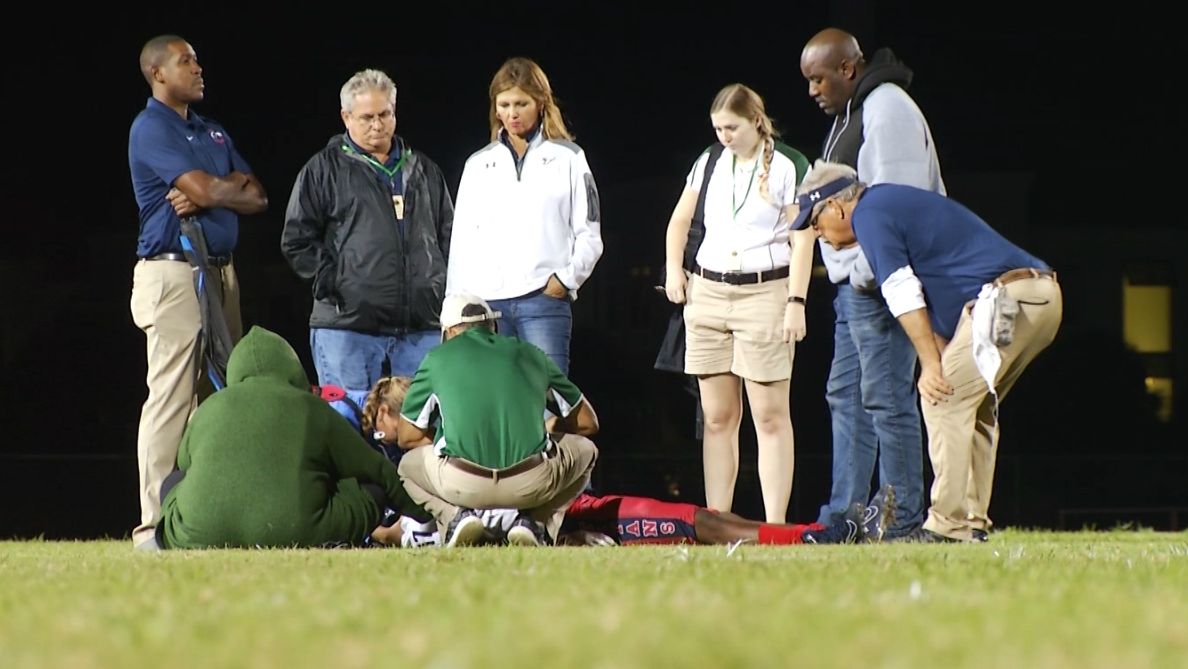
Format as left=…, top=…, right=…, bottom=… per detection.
left=808, top=200, right=828, bottom=230
left=810, top=199, right=844, bottom=230
left=351, top=109, right=394, bottom=127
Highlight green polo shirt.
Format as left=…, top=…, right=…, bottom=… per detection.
left=401, top=328, right=584, bottom=468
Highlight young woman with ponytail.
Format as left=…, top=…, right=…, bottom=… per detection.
left=662, top=83, right=814, bottom=524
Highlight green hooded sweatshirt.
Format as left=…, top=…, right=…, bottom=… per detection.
left=160, top=326, right=413, bottom=548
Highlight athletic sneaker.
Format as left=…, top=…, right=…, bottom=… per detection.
left=863, top=484, right=898, bottom=543
left=893, top=526, right=961, bottom=543
left=507, top=513, right=551, bottom=546
left=445, top=509, right=485, bottom=547
left=804, top=503, right=866, bottom=544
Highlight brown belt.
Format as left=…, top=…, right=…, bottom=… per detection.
left=445, top=448, right=550, bottom=482
left=995, top=268, right=1056, bottom=287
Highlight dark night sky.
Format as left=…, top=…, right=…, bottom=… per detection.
left=1, top=4, right=1181, bottom=539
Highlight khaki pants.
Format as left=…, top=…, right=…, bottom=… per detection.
left=397, top=434, right=598, bottom=541
left=921, top=277, right=1061, bottom=540
left=684, top=275, right=794, bottom=383
left=129, top=259, right=241, bottom=546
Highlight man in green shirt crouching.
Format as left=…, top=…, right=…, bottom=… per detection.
left=396, top=294, right=599, bottom=546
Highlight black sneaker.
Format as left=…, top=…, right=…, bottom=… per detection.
left=507, top=513, right=551, bottom=546
left=971, top=528, right=989, bottom=543
left=863, top=484, right=897, bottom=543
left=445, top=509, right=485, bottom=547
left=804, top=502, right=865, bottom=544
left=895, top=526, right=961, bottom=543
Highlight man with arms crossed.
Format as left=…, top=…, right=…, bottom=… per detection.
left=127, top=34, right=267, bottom=549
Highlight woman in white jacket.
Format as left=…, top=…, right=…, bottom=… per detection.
left=447, top=57, right=603, bottom=374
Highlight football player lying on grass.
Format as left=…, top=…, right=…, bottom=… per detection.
left=330, top=375, right=895, bottom=547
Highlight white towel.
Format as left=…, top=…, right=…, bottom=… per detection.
left=970, top=283, right=1001, bottom=395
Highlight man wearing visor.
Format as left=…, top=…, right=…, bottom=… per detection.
left=792, top=161, right=1062, bottom=543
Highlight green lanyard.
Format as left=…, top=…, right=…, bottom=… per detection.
left=341, top=143, right=409, bottom=180
left=731, top=152, right=758, bottom=218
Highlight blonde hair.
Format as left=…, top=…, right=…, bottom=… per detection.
left=361, top=376, right=412, bottom=434
left=488, top=57, right=572, bottom=141
left=710, top=83, right=780, bottom=205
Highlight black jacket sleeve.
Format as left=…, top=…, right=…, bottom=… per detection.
left=281, top=157, right=337, bottom=301
left=429, top=160, right=455, bottom=263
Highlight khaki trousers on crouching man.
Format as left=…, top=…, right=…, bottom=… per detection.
left=397, top=434, right=598, bottom=541
left=921, top=274, right=1062, bottom=541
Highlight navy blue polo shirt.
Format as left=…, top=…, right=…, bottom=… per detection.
left=128, top=98, right=253, bottom=257
left=852, top=184, right=1049, bottom=340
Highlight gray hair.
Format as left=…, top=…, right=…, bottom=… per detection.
left=797, top=159, right=859, bottom=195
left=340, top=69, right=397, bottom=112
left=797, top=160, right=863, bottom=222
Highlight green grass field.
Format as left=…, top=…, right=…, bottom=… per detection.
left=2, top=531, right=1187, bottom=668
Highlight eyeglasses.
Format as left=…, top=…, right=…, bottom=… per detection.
left=809, top=199, right=843, bottom=230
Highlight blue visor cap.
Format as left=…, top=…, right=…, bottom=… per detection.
left=790, top=177, right=857, bottom=230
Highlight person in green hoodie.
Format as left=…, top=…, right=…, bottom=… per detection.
left=157, top=325, right=423, bottom=548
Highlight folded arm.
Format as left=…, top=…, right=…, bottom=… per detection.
left=173, top=169, right=268, bottom=215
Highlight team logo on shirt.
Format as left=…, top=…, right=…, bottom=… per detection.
left=209, top=130, right=226, bottom=144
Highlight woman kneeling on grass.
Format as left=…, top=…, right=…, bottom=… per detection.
left=155, top=326, right=428, bottom=549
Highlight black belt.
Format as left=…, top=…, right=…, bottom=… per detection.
left=145, top=251, right=232, bottom=267
left=444, top=442, right=555, bottom=482
left=695, top=264, right=790, bottom=285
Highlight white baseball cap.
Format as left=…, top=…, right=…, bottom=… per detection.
left=439, top=293, right=502, bottom=331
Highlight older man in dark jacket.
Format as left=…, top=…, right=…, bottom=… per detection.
left=282, top=68, right=454, bottom=392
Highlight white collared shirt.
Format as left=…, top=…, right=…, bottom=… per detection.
left=685, top=143, right=801, bottom=273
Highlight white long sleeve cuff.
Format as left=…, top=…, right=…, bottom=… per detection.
left=881, top=265, right=927, bottom=317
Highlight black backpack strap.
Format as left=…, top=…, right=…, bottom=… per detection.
left=315, top=383, right=365, bottom=427
left=339, top=395, right=364, bottom=426
left=178, top=217, right=235, bottom=391
left=683, top=143, right=724, bottom=271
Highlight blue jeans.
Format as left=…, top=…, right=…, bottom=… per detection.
left=311, top=328, right=439, bottom=390
left=817, top=284, right=924, bottom=537
left=487, top=290, right=572, bottom=374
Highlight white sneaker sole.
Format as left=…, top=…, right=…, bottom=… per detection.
left=447, top=516, right=485, bottom=547
left=507, top=525, right=541, bottom=546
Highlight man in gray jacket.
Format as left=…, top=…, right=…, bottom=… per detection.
left=797, top=28, right=946, bottom=539
left=282, top=69, right=454, bottom=391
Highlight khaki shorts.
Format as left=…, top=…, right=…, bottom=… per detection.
left=683, top=274, right=794, bottom=382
